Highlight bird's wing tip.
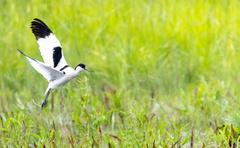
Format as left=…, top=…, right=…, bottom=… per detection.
left=17, top=49, right=25, bottom=55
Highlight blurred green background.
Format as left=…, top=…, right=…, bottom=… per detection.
left=1, top=0, right=240, bottom=147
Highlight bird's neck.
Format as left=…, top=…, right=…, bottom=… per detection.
left=74, top=69, right=82, bottom=76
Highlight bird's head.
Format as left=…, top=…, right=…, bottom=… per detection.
left=75, top=63, right=92, bottom=73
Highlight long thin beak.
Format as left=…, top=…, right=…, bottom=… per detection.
left=84, top=68, right=93, bottom=72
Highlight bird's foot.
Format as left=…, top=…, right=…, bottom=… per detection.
left=41, top=99, right=48, bottom=109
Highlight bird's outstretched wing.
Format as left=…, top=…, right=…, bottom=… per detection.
left=30, top=18, right=68, bottom=71
left=17, top=49, right=65, bottom=82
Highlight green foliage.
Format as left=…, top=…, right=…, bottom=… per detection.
left=1, top=0, right=240, bottom=147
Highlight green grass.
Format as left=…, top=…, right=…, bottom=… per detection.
left=1, top=0, right=240, bottom=147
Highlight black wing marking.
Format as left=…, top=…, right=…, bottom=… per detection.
left=31, top=18, right=53, bottom=40
left=60, top=65, right=69, bottom=71
left=53, top=47, right=62, bottom=68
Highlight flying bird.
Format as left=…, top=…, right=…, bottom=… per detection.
left=17, top=18, right=92, bottom=108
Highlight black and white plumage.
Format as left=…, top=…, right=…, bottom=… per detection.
left=17, top=18, right=92, bottom=108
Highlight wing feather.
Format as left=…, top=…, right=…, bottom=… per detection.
left=17, top=49, right=65, bottom=82
left=31, top=18, right=68, bottom=70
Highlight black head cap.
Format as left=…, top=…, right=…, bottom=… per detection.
left=75, top=63, right=85, bottom=69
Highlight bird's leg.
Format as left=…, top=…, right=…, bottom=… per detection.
left=41, top=88, right=51, bottom=109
